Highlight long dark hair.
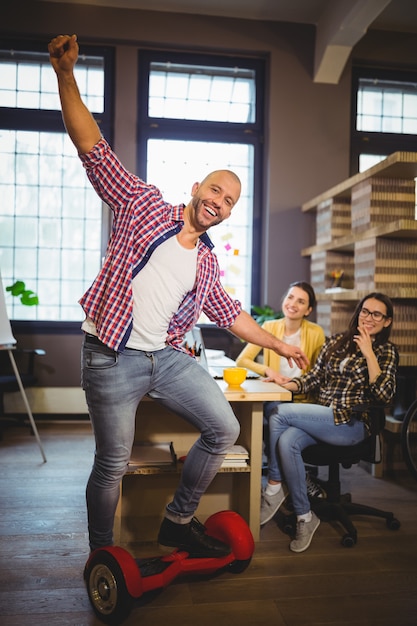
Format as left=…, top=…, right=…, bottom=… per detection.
left=285, top=281, right=317, bottom=310
left=327, top=292, right=394, bottom=358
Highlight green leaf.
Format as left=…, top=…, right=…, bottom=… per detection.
left=6, top=281, right=26, bottom=297
left=20, top=291, right=39, bottom=306
left=6, top=281, right=39, bottom=306
left=251, top=304, right=283, bottom=324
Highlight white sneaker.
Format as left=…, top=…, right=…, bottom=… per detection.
left=290, top=512, right=320, bottom=553
left=260, top=484, right=288, bottom=526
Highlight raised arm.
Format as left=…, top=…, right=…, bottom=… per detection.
left=48, top=34, right=101, bottom=154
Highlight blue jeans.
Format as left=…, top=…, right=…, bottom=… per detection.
left=81, top=336, right=239, bottom=550
left=267, top=402, right=366, bottom=515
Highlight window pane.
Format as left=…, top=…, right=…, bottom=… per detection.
left=0, top=44, right=110, bottom=322
left=0, top=49, right=105, bottom=113
left=357, top=77, right=417, bottom=135
left=142, top=52, right=262, bottom=312
left=149, top=62, right=255, bottom=123
left=359, top=153, right=387, bottom=172
left=0, top=129, right=102, bottom=321
left=146, top=139, right=254, bottom=312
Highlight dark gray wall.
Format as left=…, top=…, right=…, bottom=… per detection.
left=264, top=208, right=315, bottom=313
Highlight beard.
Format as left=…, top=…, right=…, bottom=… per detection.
left=191, top=195, right=223, bottom=229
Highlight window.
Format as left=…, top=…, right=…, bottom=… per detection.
left=357, top=78, right=417, bottom=135
left=0, top=40, right=114, bottom=322
left=137, top=51, right=265, bottom=313
left=351, top=67, right=417, bottom=173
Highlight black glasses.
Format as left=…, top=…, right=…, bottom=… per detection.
left=359, top=307, right=388, bottom=322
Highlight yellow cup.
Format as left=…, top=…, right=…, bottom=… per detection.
left=223, top=367, right=247, bottom=387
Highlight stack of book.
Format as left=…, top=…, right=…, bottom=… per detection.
left=316, top=300, right=356, bottom=337
left=316, top=197, right=351, bottom=245
left=354, top=237, right=417, bottom=291
left=351, top=176, right=416, bottom=232
left=128, top=441, right=176, bottom=471
left=389, top=302, right=417, bottom=357
left=221, top=444, right=249, bottom=468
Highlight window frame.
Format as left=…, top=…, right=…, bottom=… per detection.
left=136, top=49, right=266, bottom=310
left=350, top=65, right=417, bottom=174
left=0, top=38, right=115, bottom=331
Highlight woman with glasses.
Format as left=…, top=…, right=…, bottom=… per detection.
left=262, top=292, right=398, bottom=553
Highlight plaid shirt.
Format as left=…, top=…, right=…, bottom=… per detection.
left=79, top=138, right=242, bottom=351
left=294, top=334, right=398, bottom=426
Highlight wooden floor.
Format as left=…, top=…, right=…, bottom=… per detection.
left=1, top=420, right=417, bottom=626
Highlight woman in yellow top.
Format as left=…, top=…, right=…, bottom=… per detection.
left=236, top=281, right=325, bottom=523
left=236, top=281, right=324, bottom=385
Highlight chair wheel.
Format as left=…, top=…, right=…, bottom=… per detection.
left=387, top=517, right=401, bottom=530
left=283, top=522, right=294, bottom=535
left=341, top=533, right=356, bottom=548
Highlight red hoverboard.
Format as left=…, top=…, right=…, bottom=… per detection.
left=84, top=510, right=255, bottom=624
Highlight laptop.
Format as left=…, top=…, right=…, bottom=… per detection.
left=184, top=326, right=259, bottom=380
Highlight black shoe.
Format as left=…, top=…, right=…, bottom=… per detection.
left=157, top=517, right=231, bottom=558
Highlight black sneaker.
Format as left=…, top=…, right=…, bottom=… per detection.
left=158, top=517, right=231, bottom=558
left=306, top=473, right=326, bottom=499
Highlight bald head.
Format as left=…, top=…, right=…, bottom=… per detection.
left=201, top=170, right=242, bottom=203
left=188, top=169, right=242, bottom=232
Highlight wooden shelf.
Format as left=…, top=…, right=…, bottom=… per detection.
left=303, top=152, right=417, bottom=361
left=398, top=354, right=417, bottom=367
left=302, top=219, right=417, bottom=256
left=302, top=151, right=417, bottom=212
left=315, top=288, right=417, bottom=301
left=126, top=463, right=251, bottom=476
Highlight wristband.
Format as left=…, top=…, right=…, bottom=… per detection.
left=290, top=378, right=302, bottom=393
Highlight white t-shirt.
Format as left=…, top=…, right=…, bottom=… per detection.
left=82, top=235, right=198, bottom=350
left=127, top=235, right=198, bottom=350
left=280, top=327, right=302, bottom=378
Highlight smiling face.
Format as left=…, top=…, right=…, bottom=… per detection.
left=188, top=170, right=241, bottom=232
left=358, top=297, right=392, bottom=337
left=282, top=285, right=312, bottom=321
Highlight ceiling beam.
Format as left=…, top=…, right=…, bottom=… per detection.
left=313, top=0, right=392, bottom=84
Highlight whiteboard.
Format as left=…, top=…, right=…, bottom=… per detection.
left=0, top=271, right=17, bottom=347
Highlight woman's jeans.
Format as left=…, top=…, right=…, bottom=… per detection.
left=265, top=401, right=366, bottom=516
left=82, top=336, right=239, bottom=550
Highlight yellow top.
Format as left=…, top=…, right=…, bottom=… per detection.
left=235, top=317, right=325, bottom=401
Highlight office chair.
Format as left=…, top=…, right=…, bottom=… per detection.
left=299, top=406, right=401, bottom=547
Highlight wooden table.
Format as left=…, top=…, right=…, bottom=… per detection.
left=114, top=378, right=291, bottom=544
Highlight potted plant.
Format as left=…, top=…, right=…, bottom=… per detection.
left=251, top=304, right=283, bottom=325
